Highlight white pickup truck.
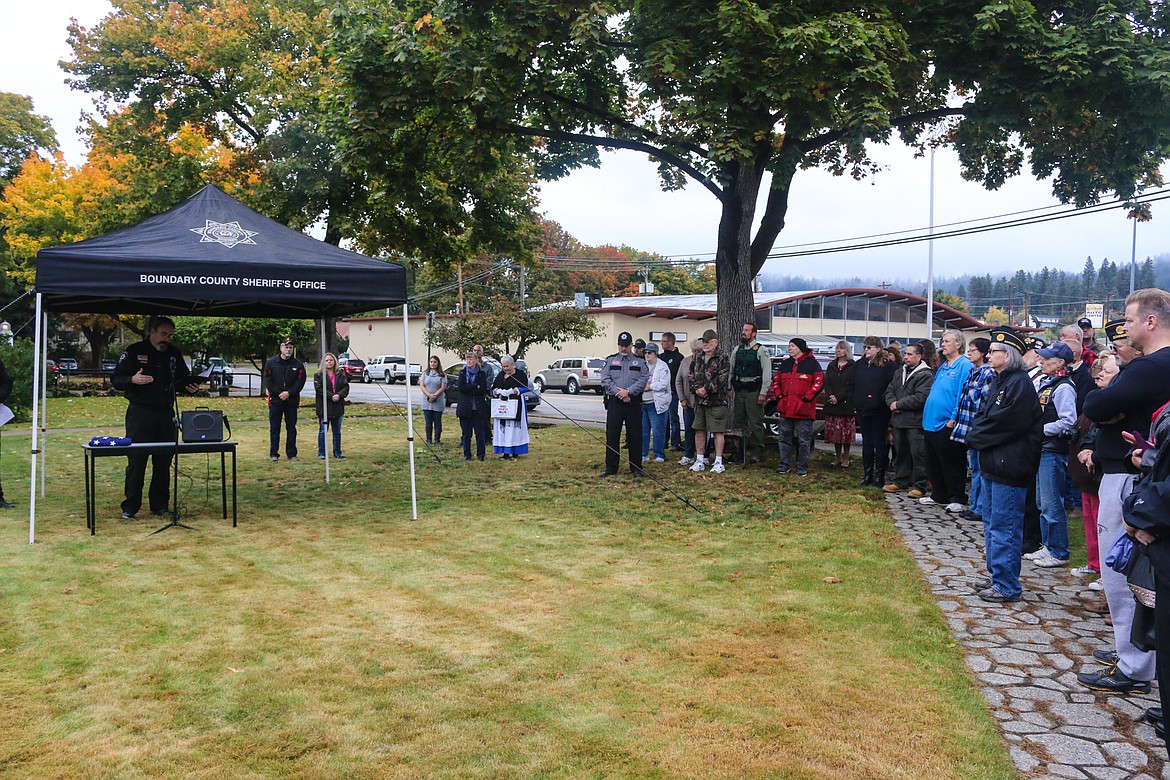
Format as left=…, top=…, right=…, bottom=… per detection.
left=389, top=360, right=422, bottom=384
left=364, top=354, right=421, bottom=384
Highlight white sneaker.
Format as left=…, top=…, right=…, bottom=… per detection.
left=1071, top=566, right=1096, bottom=577
left=1089, top=580, right=1104, bottom=591
left=1023, top=547, right=1050, bottom=560
left=944, top=502, right=966, bottom=513
left=709, top=463, right=725, bottom=474
left=690, top=460, right=706, bottom=472
left=918, top=496, right=937, bottom=506
left=1033, top=552, right=1069, bottom=568
left=654, top=457, right=665, bottom=463
left=679, top=456, right=694, bottom=466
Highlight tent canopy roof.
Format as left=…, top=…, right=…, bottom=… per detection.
left=35, top=185, right=407, bottom=318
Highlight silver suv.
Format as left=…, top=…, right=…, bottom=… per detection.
left=534, top=356, right=605, bottom=395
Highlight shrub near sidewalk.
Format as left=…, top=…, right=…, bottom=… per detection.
left=0, top=408, right=1012, bottom=779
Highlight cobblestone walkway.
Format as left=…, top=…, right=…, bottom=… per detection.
left=888, top=492, right=1168, bottom=779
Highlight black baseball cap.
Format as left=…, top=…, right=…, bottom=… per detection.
left=1078, top=317, right=1093, bottom=329
left=617, top=332, right=633, bottom=346
left=280, top=338, right=295, bottom=346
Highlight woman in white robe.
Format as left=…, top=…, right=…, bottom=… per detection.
left=491, top=355, right=533, bottom=459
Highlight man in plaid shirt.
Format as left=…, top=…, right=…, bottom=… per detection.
left=951, top=337, right=995, bottom=521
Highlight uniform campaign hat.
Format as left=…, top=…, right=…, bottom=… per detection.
left=1037, top=341, right=1075, bottom=363
left=989, top=327, right=1028, bottom=354
left=617, top=331, right=633, bottom=346
left=701, top=329, right=719, bottom=341
left=1104, top=318, right=1127, bottom=342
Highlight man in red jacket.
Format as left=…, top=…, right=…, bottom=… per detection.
left=767, top=338, right=824, bottom=476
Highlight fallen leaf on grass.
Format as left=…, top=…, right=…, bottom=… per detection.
left=226, top=666, right=243, bottom=674
left=61, top=587, right=73, bottom=594
left=728, top=571, right=741, bottom=579
left=823, top=577, right=842, bottom=584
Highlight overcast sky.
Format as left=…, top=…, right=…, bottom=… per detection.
left=6, top=0, right=1169, bottom=285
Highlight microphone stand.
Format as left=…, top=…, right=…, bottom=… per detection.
left=152, top=354, right=195, bottom=534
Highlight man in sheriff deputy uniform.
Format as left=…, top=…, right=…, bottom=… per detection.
left=601, top=331, right=648, bottom=477
left=111, top=316, right=201, bottom=519
left=729, top=322, right=773, bottom=464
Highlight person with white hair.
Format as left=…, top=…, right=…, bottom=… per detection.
left=965, top=327, right=1044, bottom=604
left=490, top=355, right=532, bottom=460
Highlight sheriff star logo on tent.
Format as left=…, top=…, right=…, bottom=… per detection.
left=189, top=220, right=259, bottom=249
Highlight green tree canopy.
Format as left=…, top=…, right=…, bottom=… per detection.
left=176, top=316, right=316, bottom=371
left=425, top=295, right=600, bottom=361
left=0, top=93, right=57, bottom=193
left=330, top=0, right=1170, bottom=344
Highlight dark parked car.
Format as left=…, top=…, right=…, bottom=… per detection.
left=443, top=359, right=540, bottom=413
left=338, top=357, right=366, bottom=382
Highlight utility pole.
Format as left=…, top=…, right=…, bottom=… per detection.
left=519, top=263, right=527, bottom=309
left=457, top=262, right=464, bottom=315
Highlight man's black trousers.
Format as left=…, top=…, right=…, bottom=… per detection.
left=605, top=398, right=642, bottom=473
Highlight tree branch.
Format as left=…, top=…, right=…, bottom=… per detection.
left=750, top=154, right=799, bottom=276
left=537, top=91, right=710, bottom=160
left=190, top=73, right=264, bottom=144
left=500, top=122, right=724, bottom=201
left=796, top=106, right=969, bottom=154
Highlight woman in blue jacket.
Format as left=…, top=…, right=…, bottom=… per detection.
left=455, top=351, right=491, bottom=461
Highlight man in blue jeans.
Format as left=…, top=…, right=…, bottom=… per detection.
left=658, top=332, right=685, bottom=451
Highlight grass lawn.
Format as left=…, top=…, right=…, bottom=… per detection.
left=0, top=397, right=1014, bottom=779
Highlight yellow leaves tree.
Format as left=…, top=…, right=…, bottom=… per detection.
left=0, top=114, right=250, bottom=364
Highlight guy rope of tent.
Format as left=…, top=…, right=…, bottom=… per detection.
left=29, top=184, right=410, bottom=543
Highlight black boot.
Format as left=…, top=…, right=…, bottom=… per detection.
left=874, top=456, right=888, bottom=489
left=859, top=453, right=875, bottom=486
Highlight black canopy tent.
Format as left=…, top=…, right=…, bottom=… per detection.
left=28, top=184, right=416, bottom=542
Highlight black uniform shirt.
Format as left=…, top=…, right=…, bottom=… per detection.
left=111, top=340, right=191, bottom=410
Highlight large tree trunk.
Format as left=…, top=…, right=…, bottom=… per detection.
left=79, top=325, right=113, bottom=368
left=714, top=158, right=766, bottom=346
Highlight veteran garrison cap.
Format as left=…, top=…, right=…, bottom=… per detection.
left=1027, top=336, right=1047, bottom=351
left=989, top=327, right=1028, bottom=354
left=1104, top=318, right=1127, bottom=342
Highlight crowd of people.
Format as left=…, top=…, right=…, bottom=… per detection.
left=593, top=290, right=1170, bottom=749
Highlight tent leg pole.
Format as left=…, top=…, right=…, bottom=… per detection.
left=403, top=305, right=417, bottom=521
left=40, top=311, right=48, bottom=497
left=321, top=318, right=329, bottom=484
left=28, top=294, right=43, bottom=545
